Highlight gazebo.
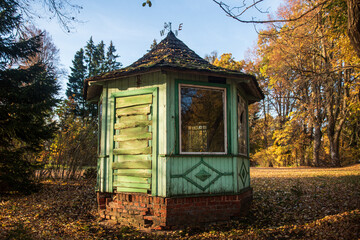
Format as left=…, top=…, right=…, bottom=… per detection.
left=84, top=31, right=263, bottom=229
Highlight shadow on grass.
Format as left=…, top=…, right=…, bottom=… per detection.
left=250, top=174, right=360, bottom=227
left=1, top=170, right=359, bottom=239
left=176, top=174, right=360, bottom=239
left=5, top=221, right=34, bottom=240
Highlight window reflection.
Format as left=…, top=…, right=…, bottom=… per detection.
left=180, top=85, right=226, bottom=153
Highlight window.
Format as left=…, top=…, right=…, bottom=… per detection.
left=179, top=84, right=227, bottom=154
left=238, top=94, right=247, bottom=155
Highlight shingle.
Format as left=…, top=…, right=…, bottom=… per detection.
left=84, top=31, right=264, bottom=102
left=86, top=31, right=246, bottom=82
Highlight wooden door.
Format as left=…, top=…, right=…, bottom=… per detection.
left=112, top=93, right=153, bottom=194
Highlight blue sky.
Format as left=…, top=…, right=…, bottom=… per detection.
left=33, top=0, right=282, bottom=96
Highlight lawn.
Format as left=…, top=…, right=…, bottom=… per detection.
left=1, top=165, right=359, bottom=239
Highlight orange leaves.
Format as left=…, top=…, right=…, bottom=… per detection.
left=1, top=165, right=359, bottom=239
left=251, top=0, right=360, bottom=167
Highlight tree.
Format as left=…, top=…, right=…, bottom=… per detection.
left=84, top=37, right=96, bottom=77
left=18, top=0, right=83, bottom=32
left=347, top=0, right=360, bottom=57
left=17, top=25, right=62, bottom=76
left=148, top=39, right=157, bottom=52
left=212, top=0, right=360, bottom=59
left=66, top=48, right=86, bottom=115
left=252, top=0, right=360, bottom=166
left=105, top=41, right=122, bottom=71
left=204, top=51, right=218, bottom=64
left=66, top=37, right=121, bottom=118
left=94, top=40, right=105, bottom=75
left=0, top=0, right=59, bottom=193
left=36, top=99, right=97, bottom=180
left=213, top=53, right=245, bottom=71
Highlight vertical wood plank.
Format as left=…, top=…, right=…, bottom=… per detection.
left=151, top=87, right=158, bottom=196
left=110, top=85, right=161, bottom=194
left=108, top=89, right=115, bottom=192
left=231, top=81, right=239, bottom=193
left=100, top=87, right=107, bottom=192
left=104, top=85, right=111, bottom=192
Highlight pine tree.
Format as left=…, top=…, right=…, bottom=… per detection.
left=66, top=48, right=86, bottom=115
left=67, top=38, right=121, bottom=119
left=96, top=40, right=106, bottom=74
left=148, top=39, right=157, bottom=52
left=85, top=37, right=97, bottom=77
left=0, top=0, right=59, bottom=193
left=105, top=41, right=121, bottom=71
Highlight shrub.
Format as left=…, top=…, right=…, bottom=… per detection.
left=83, top=167, right=97, bottom=179
left=36, top=100, right=97, bottom=180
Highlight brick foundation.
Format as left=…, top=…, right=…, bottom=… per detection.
left=97, top=188, right=252, bottom=230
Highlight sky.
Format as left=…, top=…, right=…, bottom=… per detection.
left=32, top=0, right=282, bottom=96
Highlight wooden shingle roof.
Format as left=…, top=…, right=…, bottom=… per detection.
left=85, top=31, right=264, bottom=102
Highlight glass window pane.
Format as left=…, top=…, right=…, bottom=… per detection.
left=180, top=85, right=225, bottom=153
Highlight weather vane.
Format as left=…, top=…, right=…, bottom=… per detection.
left=160, top=22, right=183, bottom=37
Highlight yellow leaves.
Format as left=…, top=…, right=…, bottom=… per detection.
left=1, top=165, right=359, bottom=239
left=213, top=53, right=245, bottom=71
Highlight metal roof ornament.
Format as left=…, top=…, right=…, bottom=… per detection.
left=160, top=22, right=183, bottom=37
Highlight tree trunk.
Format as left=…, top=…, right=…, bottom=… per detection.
left=328, top=130, right=341, bottom=167
left=307, top=126, right=314, bottom=166
left=313, top=122, right=322, bottom=167
left=347, top=0, right=360, bottom=58
left=300, top=125, right=307, bottom=166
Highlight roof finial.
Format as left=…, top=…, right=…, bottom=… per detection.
left=160, top=22, right=183, bottom=37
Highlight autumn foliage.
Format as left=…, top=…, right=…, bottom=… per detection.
left=36, top=99, right=97, bottom=180
left=210, top=0, right=360, bottom=167
left=1, top=165, right=359, bottom=239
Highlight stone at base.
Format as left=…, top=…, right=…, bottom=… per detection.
left=97, top=188, right=252, bottom=230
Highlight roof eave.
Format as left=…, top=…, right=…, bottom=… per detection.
left=84, top=66, right=264, bottom=103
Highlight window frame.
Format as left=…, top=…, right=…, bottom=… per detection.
left=178, top=83, right=228, bottom=155
left=237, top=92, right=248, bottom=156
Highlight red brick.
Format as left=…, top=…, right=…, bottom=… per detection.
left=97, top=189, right=252, bottom=230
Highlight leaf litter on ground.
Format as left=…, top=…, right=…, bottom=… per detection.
left=0, top=164, right=359, bottom=239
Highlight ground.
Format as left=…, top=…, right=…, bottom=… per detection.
left=1, top=165, right=359, bottom=239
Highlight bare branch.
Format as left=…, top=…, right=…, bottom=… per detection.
left=212, top=0, right=328, bottom=24
left=18, top=0, right=83, bottom=33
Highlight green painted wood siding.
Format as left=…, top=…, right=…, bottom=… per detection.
left=167, top=155, right=250, bottom=196
left=97, top=88, right=109, bottom=193
left=96, top=70, right=251, bottom=197
left=103, top=73, right=163, bottom=195
left=164, top=72, right=251, bottom=197
left=169, top=156, right=233, bottom=196
left=237, top=156, right=250, bottom=190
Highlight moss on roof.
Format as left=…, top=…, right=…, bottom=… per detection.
left=84, top=31, right=264, bottom=102
left=86, top=31, right=247, bottom=82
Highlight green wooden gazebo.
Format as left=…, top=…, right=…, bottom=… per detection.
left=84, top=31, right=263, bottom=229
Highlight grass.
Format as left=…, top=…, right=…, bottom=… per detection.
left=0, top=164, right=359, bottom=239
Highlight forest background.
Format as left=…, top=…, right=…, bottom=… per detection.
left=1, top=0, right=360, bottom=194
